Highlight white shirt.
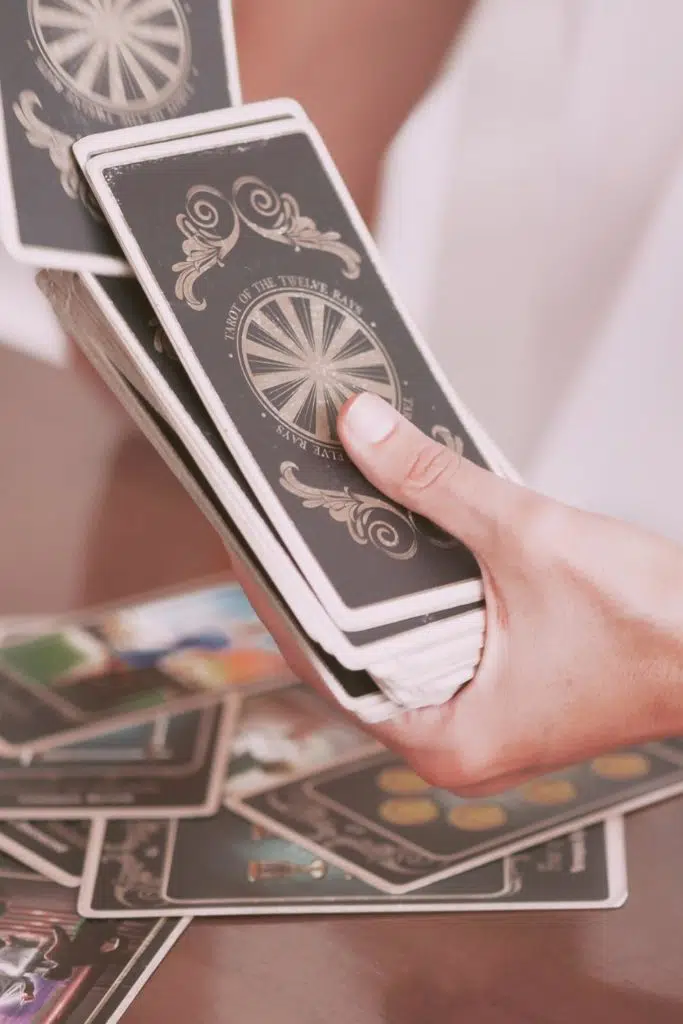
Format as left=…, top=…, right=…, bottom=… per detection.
left=379, top=0, right=683, bottom=544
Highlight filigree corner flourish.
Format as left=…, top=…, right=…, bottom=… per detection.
left=13, top=90, right=102, bottom=221
left=279, top=461, right=418, bottom=560
left=172, top=176, right=363, bottom=310
left=233, top=176, right=362, bottom=280
left=172, top=184, right=241, bottom=311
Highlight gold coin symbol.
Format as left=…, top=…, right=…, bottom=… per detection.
left=447, top=805, right=507, bottom=831
left=376, top=767, right=431, bottom=795
left=379, top=798, right=440, bottom=826
left=591, top=753, right=651, bottom=780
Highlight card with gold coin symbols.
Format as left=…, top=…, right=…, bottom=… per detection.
left=230, top=741, right=683, bottom=893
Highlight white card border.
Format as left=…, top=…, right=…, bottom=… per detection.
left=83, top=916, right=191, bottom=1024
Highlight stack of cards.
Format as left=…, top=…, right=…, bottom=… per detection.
left=32, top=98, right=524, bottom=721
left=0, top=2, right=519, bottom=718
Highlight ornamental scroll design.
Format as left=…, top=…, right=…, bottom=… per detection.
left=278, top=424, right=467, bottom=559
left=279, top=462, right=419, bottom=561
left=172, top=177, right=362, bottom=311
left=13, top=91, right=102, bottom=220
left=263, top=790, right=437, bottom=876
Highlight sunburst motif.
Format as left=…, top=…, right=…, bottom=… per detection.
left=29, top=0, right=191, bottom=114
left=239, top=290, right=401, bottom=446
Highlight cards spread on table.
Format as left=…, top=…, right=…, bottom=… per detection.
left=0, top=0, right=240, bottom=271
left=0, top=851, right=188, bottom=1022
left=77, top=686, right=627, bottom=916
left=0, top=579, right=290, bottom=753
left=78, top=814, right=626, bottom=918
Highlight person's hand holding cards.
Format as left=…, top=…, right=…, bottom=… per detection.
left=324, top=392, right=683, bottom=794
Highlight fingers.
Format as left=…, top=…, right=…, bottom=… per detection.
left=338, top=393, right=523, bottom=559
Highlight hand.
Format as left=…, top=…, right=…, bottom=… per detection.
left=332, top=393, right=683, bottom=794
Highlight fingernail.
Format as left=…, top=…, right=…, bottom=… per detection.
left=343, top=393, right=400, bottom=445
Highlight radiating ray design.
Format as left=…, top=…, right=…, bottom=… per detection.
left=240, top=292, right=400, bottom=445
left=29, top=0, right=190, bottom=113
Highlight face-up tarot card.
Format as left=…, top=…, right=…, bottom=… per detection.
left=0, top=578, right=288, bottom=753
left=228, top=742, right=683, bottom=893
left=78, top=813, right=626, bottom=917
left=0, top=702, right=236, bottom=819
left=0, top=856, right=188, bottom=1022
left=0, top=822, right=90, bottom=888
left=0, top=0, right=240, bottom=270
left=75, top=103, right=514, bottom=631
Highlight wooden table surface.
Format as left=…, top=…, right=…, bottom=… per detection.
left=2, top=345, right=683, bottom=1024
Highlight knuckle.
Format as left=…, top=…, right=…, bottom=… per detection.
left=399, top=442, right=460, bottom=507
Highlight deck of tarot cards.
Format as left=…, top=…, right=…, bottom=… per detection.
left=35, top=100, right=519, bottom=724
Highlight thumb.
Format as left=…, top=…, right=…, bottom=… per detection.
left=338, top=392, right=521, bottom=557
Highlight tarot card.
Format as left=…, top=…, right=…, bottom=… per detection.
left=0, top=0, right=240, bottom=271
left=0, top=702, right=236, bottom=819
left=229, top=741, right=683, bottom=894
left=0, top=859, right=188, bottom=1022
left=75, top=105, right=513, bottom=630
left=0, top=574, right=287, bottom=753
left=0, top=821, right=90, bottom=888
left=37, top=268, right=488, bottom=670
left=78, top=813, right=626, bottom=917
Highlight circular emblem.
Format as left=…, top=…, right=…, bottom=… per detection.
left=238, top=289, right=401, bottom=447
left=29, top=0, right=191, bottom=115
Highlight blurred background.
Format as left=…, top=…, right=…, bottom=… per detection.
left=4, top=0, right=683, bottom=611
